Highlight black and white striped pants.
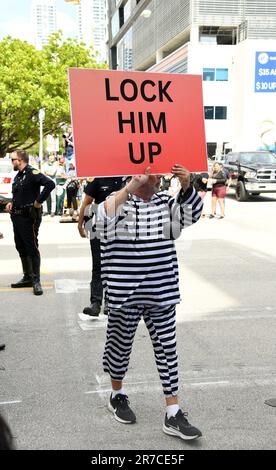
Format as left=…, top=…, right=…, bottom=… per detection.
left=103, top=304, right=178, bottom=396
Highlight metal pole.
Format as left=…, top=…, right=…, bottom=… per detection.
left=38, top=108, right=45, bottom=170
left=39, top=119, right=43, bottom=169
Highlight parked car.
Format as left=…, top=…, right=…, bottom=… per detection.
left=0, top=159, right=16, bottom=202
left=224, top=151, right=276, bottom=201
left=209, top=154, right=225, bottom=163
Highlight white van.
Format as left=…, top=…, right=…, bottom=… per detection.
left=0, top=159, right=16, bottom=201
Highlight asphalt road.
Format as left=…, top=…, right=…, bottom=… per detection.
left=1, top=190, right=276, bottom=450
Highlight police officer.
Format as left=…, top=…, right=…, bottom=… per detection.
left=5, top=150, right=55, bottom=296
left=78, top=177, right=123, bottom=316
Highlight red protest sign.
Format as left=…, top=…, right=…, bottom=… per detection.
left=68, top=68, right=207, bottom=177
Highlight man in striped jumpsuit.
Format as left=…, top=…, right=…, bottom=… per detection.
left=97, top=164, right=203, bottom=441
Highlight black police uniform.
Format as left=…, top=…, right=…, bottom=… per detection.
left=83, top=177, right=123, bottom=316
left=11, top=165, right=55, bottom=295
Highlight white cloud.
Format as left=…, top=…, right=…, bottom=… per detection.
left=0, top=12, right=78, bottom=44
left=0, top=17, right=34, bottom=43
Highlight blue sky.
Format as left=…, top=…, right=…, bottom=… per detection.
left=0, top=0, right=78, bottom=41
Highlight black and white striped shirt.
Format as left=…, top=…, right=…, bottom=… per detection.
left=97, top=186, right=202, bottom=309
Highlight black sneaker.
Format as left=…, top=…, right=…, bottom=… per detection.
left=82, top=303, right=101, bottom=317
left=108, top=394, right=136, bottom=424
left=163, top=409, right=202, bottom=440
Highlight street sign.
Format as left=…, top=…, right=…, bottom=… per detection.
left=255, top=51, right=276, bottom=92
left=68, top=68, right=207, bottom=177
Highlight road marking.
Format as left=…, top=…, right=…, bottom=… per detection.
left=0, top=400, right=22, bottom=405
left=77, top=313, right=107, bottom=330
left=189, top=380, right=229, bottom=387
left=85, top=379, right=160, bottom=394
left=84, top=379, right=229, bottom=394
left=77, top=308, right=276, bottom=331
left=88, top=366, right=276, bottom=395
left=95, top=374, right=102, bottom=385
left=84, top=376, right=276, bottom=396
left=85, top=388, right=112, bottom=395
left=93, top=374, right=106, bottom=403
left=76, top=309, right=276, bottom=329
left=185, top=313, right=276, bottom=322
left=179, top=305, right=276, bottom=322
left=78, top=320, right=107, bottom=331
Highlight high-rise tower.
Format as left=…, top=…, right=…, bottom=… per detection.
left=64, top=0, right=107, bottom=62
left=31, top=0, right=57, bottom=49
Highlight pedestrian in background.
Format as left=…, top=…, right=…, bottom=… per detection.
left=62, top=126, right=74, bottom=174
left=42, top=154, right=57, bottom=216
left=97, top=165, right=203, bottom=441
left=5, top=150, right=55, bottom=295
left=55, top=156, right=67, bottom=216
left=209, top=162, right=227, bottom=219
left=161, top=175, right=171, bottom=193
left=78, top=177, right=123, bottom=317
left=64, top=162, right=79, bottom=219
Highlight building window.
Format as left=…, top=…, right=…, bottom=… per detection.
left=207, top=142, right=217, bottom=158
left=203, top=68, right=215, bottom=81
left=119, top=6, right=124, bottom=27
left=199, top=26, right=237, bottom=45
left=203, top=68, right=228, bottom=81
left=204, top=106, right=214, bottom=119
left=204, top=106, right=227, bottom=120
left=117, top=28, right=133, bottom=71
left=124, top=0, right=131, bottom=22
left=215, top=106, right=227, bottom=119
left=111, top=10, right=120, bottom=37
left=216, top=68, right=228, bottom=81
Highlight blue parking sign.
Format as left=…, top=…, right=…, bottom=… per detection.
left=255, top=51, right=276, bottom=92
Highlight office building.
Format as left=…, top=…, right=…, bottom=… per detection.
left=76, top=0, right=107, bottom=62
left=31, top=0, right=57, bottom=49
left=108, top=0, right=276, bottom=155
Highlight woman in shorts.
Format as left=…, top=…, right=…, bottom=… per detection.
left=209, top=163, right=227, bottom=219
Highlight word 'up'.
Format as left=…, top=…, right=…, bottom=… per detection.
left=105, top=78, right=174, bottom=164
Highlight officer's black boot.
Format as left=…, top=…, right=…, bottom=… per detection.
left=11, top=257, right=33, bottom=288
left=31, top=255, right=43, bottom=296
